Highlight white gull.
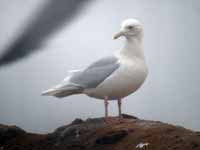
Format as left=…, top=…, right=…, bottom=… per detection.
left=42, top=18, right=148, bottom=120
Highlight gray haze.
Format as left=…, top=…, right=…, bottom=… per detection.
left=0, top=0, right=200, bottom=133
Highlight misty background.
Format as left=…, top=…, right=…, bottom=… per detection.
left=0, top=0, right=200, bottom=133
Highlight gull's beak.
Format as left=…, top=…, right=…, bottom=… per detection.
left=113, top=31, right=124, bottom=40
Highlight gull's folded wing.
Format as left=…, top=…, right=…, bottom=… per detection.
left=69, top=56, right=120, bottom=89
left=42, top=56, right=120, bottom=98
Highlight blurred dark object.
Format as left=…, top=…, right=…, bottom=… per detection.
left=0, top=0, right=91, bottom=67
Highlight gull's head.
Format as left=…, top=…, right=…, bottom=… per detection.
left=113, top=18, right=143, bottom=40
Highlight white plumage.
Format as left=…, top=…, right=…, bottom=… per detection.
left=42, top=18, right=148, bottom=119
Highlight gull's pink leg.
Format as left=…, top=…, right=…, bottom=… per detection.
left=104, top=97, right=126, bottom=124
left=117, top=99, right=127, bottom=123
left=104, top=97, right=124, bottom=124
left=118, top=99, right=122, bottom=118
left=104, top=96, right=109, bottom=118
left=104, top=96, right=115, bottom=124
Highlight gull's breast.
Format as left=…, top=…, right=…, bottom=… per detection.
left=84, top=58, right=148, bottom=100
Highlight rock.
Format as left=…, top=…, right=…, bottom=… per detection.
left=0, top=124, right=26, bottom=145
left=95, top=130, right=129, bottom=144
left=0, top=114, right=200, bottom=150
left=71, top=118, right=84, bottom=125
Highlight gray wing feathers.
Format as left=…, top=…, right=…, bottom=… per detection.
left=42, top=84, right=83, bottom=98
left=69, top=56, right=119, bottom=89
left=53, top=86, right=83, bottom=98
left=42, top=56, right=119, bottom=98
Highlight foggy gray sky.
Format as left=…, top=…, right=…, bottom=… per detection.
left=0, top=0, right=200, bottom=133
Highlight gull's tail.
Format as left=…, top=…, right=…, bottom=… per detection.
left=42, top=84, right=83, bottom=98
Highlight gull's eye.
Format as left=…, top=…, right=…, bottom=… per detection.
left=127, top=25, right=133, bottom=30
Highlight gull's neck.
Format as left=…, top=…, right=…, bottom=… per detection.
left=119, top=33, right=144, bottom=60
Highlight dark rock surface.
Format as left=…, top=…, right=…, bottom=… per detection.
left=0, top=114, right=200, bottom=150
left=0, top=125, right=26, bottom=145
